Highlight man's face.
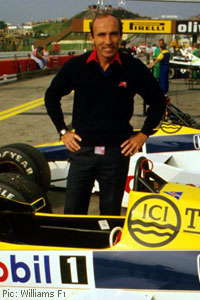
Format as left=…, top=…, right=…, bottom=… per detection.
left=90, top=15, right=122, bottom=61
left=158, top=40, right=164, bottom=46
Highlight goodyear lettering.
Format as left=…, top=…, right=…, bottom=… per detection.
left=0, top=151, right=9, bottom=158
left=0, top=188, right=14, bottom=199
left=0, top=151, right=33, bottom=174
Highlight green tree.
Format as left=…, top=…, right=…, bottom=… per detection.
left=0, top=21, right=7, bottom=30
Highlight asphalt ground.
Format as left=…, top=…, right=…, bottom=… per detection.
left=1, top=71, right=200, bottom=215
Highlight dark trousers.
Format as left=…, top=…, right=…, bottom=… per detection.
left=64, top=146, right=130, bottom=215
left=159, top=65, right=169, bottom=94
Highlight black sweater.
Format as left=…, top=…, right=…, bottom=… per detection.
left=45, top=51, right=166, bottom=146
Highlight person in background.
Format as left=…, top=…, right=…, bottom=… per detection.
left=152, top=39, right=165, bottom=81
left=45, top=14, right=166, bottom=216
left=192, top=43, right=200, bottom=82
left=151, top=43, right=170, bottom=96
left=31, top=45, right=47, bottom=69
left=42, top=46, right=50, bottom=64
left=135, top=44, right=142, bottom=57
left=145, top=44, right=152, bottom=65
left=151, top=44, right=157, bottom=56
left=130, top=43, right=137, bottom=56
left=119, top=40, right=132, bottom=55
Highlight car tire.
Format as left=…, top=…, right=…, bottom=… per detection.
left=0, top=173, right=52, bottom=213
left=0, top=143, right=51, bottom=193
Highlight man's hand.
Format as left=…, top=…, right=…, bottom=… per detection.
left=121, top=132, right=148, bottom=157
left=61, top=131, right=82, bottom=152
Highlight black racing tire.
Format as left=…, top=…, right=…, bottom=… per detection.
left=0, top=173, right=52, bottom=213
left=0, top=143, right=51, bottom=193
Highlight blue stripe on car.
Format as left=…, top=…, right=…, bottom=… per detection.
left=146, top=134, right=196, bottom=153
left=37, top=145, right=70, bottom=161
left=93, top=251, right=200, bottom=290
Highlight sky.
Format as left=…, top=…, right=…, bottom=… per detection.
left=0, top=0, right=200, bottom=25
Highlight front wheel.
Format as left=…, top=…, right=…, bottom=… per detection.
left=0, top=173, right=52, bottom=213
left=0, top=143, right=51, bottom=193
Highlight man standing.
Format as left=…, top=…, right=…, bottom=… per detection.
left=45, top=14, right=166, bottom=216
left=145, top=44, right=152, bottom=65
left=192, top=43, right=200, bottom=82
left=119, top=40, right=132, bottom=55
left=152, top=38, right=165, bottom=81
left=151, top=43, right=170, bottom=96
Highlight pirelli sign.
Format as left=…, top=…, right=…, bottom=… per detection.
left=83, top=19, right=172, bottom=34
left=122, top=20, right=172, bottom=33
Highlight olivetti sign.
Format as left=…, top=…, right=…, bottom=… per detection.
left=176, top=20, right=200, bottom=34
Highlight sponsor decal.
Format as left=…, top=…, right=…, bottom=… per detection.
left=83, top=19, right=172, bottom=34
left=122, top=20, right=172, bottom=33
left=160, top=122, right=182, bottom=134
left=176, top=21, right=200, bottom=34
left=0, top=251, right=95, bottom=288
left=184, top=208, right=200, bottom=235
left=193, top=134, right=200, bottom=150
left=128, top=192, right=200, bottom=247
left=0, top=255, right=51, bottom=285
left=164, top=191, right=183, bottom=200
left=128, top=195, right=181, bottom=247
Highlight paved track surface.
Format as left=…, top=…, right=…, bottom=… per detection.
left=1, top=73, right=200, bottom=214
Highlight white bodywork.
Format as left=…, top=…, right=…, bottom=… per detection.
left=169, top=49, right=200, bottom=69
left=49, top=146, right=200, bottom=208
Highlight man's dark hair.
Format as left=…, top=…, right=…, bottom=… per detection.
left=120, top=40, right=127, bottom=47
left=160, top=43, right=167, bottom=50
left=90, top=13, right=123, bottom=37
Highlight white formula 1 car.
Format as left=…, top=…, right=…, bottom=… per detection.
left=0, top=104, right=200, bottom=209
left=169, top=49, right=200, bottom=79
left=0, top=157, right=200, bottom=299
left=35, top=103, right=200, bottom=207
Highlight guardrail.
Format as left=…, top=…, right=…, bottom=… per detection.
left=0, top=52, right=81, bottom=84
left=0, top=67, right=59, bottom=85
left=0, top=73, right=18, bottom=84
left=0, top=52, right=30, bottom=59
left=0, top=50, right=83, bottom=59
